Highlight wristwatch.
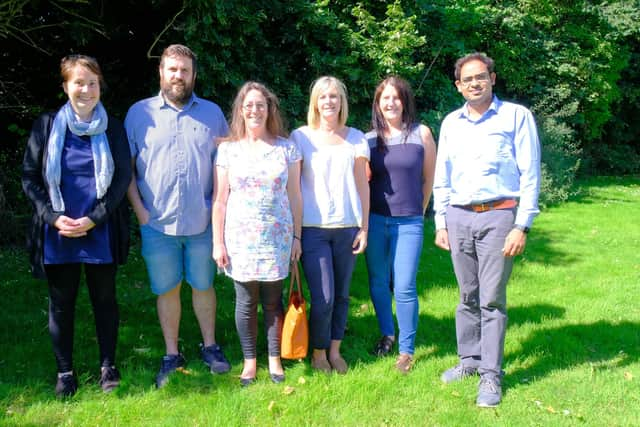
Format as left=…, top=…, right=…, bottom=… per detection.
left=513, top=224, right=530, bottom=234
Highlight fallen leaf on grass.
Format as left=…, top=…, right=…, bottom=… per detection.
left=359, top=304, right=369, bottom=312
left=624, top=371, right=633, bottom=380
left=283, top=386, right=295, bottom=395
left=268, top=401, right=275, bottom=411
left=546, top=406, right=556, bottom=413
left=176, top=367, right=192, bottom=375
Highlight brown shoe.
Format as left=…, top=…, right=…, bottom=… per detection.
left=395, top=354, right=413, bottom=374
left=329, top=356, right=348, bottom=374
left=311, top=358, right=332, bottom=373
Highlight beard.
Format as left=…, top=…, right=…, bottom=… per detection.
left=161, top=78, right=194, bottom=107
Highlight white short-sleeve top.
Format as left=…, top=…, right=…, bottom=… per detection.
left=290, top=126, right=370, bottom=228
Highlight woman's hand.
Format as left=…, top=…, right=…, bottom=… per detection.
left=352, top=228, right=368, bottom=254
left=213, top=243, right=229, bottom=269
left=290, top=238, right=302, bottom=262
left=54, top=215, right=95, bottom=238
left=135, top=207, right=150, bottom=226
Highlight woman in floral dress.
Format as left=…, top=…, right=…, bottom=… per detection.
left=212, top=82, right=302, bottom=386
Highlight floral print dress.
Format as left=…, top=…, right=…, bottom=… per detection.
left=216, top=137, right=301, bottom=282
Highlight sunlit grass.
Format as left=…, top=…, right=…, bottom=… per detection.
left=1, top=176, right=639, bottom=426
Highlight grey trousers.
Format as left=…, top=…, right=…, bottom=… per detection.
left=234, top=280, right=284, bottom=359
left=446, top=205, right=515, bottom=377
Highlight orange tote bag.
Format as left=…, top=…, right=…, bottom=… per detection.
left=281, top=262, right=309, bottom=359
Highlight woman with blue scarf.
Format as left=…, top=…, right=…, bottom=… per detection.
left=22, top=55, right=131, bottom=397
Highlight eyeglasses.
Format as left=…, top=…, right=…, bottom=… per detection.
left=242, top=103, right=267, bottom=111
left=459, top=73, right=491, bottom=87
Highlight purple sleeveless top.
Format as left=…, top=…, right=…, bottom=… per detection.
left=367, top=125, right=425, bottom=217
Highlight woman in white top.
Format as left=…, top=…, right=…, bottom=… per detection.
left=290, top=76, right=369, bottom=374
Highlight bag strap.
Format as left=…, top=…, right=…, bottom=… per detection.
left=289, top=261, right=302, bottom=298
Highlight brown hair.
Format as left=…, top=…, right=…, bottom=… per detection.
left=371, top=75, right=417, bottom=150
left=454, top=52, right=495, bottom=80
left=160, top=44, right=197, bottom=74
left=228, top=81, right=287, bottom=140
left=60, top=54, right=104, bottom=89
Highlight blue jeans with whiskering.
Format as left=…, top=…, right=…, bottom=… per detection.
left=365, top=214, right=424, bottom=355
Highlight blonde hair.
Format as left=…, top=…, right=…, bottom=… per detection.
left=227, top=81, right=287, bottom=141
left=307, top=76, right=349, bottom=128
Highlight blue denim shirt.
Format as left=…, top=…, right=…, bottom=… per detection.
left=125, top=93, right=229, bottom=236
left=433, top=96, right=541, bottom=230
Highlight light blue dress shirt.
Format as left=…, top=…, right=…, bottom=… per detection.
left=125, top=93, right=229, bottom=236
left=433, top=96, right=541, bottom=230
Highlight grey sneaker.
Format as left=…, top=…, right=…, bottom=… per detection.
left=440, top=364, right=478, bottom=383
left=201, top=343, right=231, bottom=374
left=476, top=376, right=502, bottom=407
left=155, top=354, right=186, bottom=388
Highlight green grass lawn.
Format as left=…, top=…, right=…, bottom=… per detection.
left=1, top=176, right=639, bottom=426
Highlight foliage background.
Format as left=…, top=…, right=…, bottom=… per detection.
left=1, top=0, right=639, bottom=246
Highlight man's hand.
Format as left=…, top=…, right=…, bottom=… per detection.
left=502, top=228, right=527, bottom=257
left=435, top=229, right=450, bottom=251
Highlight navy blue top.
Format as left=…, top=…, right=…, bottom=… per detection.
left=44, top=130, right=112, bottom=264
left=367, top=125, right=425, bottom=217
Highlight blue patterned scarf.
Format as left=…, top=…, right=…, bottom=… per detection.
left=45, top=101, right=114, bottom=212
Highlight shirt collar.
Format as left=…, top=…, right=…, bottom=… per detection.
left=156, top=91, right=199, bottom=111
left=457, top=95, right=501, bottom=121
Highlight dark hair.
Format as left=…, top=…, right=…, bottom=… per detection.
left=228, top=81, right=287, bottom=140
left=60, top=54, right=105, bottom=90
left=160, top=44, right=197, bottom=74
left=371, top=75, right=416, bottom=151
left=454, top=52, right=495, bottom=80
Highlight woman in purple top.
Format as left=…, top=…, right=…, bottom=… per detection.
left=365, top=76, right=436, bottom=372
left=22, top=55, right=131, bottom=397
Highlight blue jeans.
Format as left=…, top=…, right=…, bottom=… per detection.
left=301, top=226, right=358, bottom=350
left=365, top=214, right=424, bottom=355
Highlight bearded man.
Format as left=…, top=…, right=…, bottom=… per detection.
left=125, top=44, right=231, bottom=388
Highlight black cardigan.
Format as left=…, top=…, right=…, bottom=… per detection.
left=22, top=111, right=132, bottom=279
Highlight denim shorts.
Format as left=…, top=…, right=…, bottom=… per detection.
left=140, top=224, right=215, bottom=295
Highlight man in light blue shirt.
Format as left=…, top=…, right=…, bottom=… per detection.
left=433, top=52, right=541, bottom=407
left=126, top=44, right=230, bottom=388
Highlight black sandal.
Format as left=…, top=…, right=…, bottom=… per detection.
left=373, top=336, right=395, bottom=357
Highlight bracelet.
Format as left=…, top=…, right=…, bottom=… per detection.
left=293, top=235, right=301, bottom=241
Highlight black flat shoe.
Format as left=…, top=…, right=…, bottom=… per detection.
left=270, top=373, right=285, bottom=384
left=373, top=336, right=395, bottom=357
left=240, top=377, right=256, bottom=387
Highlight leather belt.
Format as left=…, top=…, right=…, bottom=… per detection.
left=461, top=198, right=517, bottom=213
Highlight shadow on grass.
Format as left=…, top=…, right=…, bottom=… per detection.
left=506, top=320, right=640, bottom=383
left=343, top=303, right=567, bottom=367
left=551, top=175, right=640, bottom=207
